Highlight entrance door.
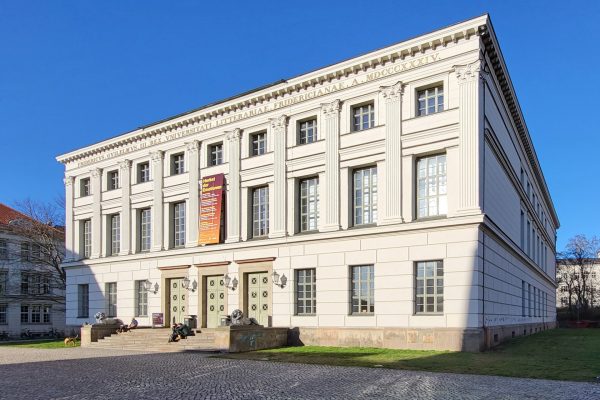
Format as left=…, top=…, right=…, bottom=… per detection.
left=206, top=275, right=226, bottom=328
left=246, top=272, right=270, bottom=326
left=169, top=278, right=186, bottom=324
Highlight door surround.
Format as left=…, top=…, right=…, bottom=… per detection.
left=236, top=258, right=274, bottom=327
left=159, top=265, right=191, bottom=327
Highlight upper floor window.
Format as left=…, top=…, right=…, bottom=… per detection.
left=0, top=239, right=7, bottom=260
left=417, top=154, right=447, bottom=218
left=298, top=119, right=318, bottom=144
left=172, top=202, right=186, bottom=248
left=417, top=85, right=444, bottom=116
left=351, top=265, right=374, bottom=314
left=138, top=162, right=150, bottom=183
left=80, top=178, right=91, bottom=197
left=172, top=153, right=185, bottom=175
left=82, top=219, right=91, bottom=259
left=20, top=242, right=30, bottom=261
left=0, top=271, right=7, bottom=295
left=353, top=166, right=378, bottom=226
left=139, top=208, right=151, bottom=252
left=21, top=272, right=50, bottom=295
left=299, top=177, right=319, bottom=232
left=209, top=143, right=223, bottom=166
left=252, top=186, right=269, bottom=238
left=251, top=132, right=267, bottom=156
left=108, top=170, right=119, bottom=190
left=352, top=103, right=375, bottom=131
left=415, top=261, right=444, bottom=314
left=110, top=214, right=120, bottom=255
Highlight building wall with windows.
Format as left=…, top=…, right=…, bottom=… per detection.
left=0, top=204, right=66, bottom=337
left=56, top=15, right=559, bottom=351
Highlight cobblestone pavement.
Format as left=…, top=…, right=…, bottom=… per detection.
left=0, top=348, right=598, bottom=400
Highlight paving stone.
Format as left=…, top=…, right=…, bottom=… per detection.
left=0, top=347, right=598, bottom=400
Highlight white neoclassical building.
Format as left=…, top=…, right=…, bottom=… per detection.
left=57, top=14, right=558, bottom=351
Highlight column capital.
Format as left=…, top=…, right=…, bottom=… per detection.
left=226, top=128, right=242, bottom=142
left=185, top=140, right=200, bottom=153
left=321, top=99, right=342, bottom=117
left=380, top=81, right=404, bottom=101
left=269, top=115, right=288, bottom=133
left=454, top=60, right=484, bottom=83
left=63, top=176, right=75, bottom=186
left=150, top=150, right=164, bottom=164
left=91, top=168, right=102, bottom=178
left=118, top=159, right=132, bottom=171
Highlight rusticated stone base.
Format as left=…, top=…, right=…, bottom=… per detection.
left=483, top=321, right=557, bottom=348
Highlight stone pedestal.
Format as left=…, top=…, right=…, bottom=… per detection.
left=80, top=323, right=120, bottom=347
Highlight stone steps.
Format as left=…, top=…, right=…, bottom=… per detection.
left=89, top=328, right=224, bottom=352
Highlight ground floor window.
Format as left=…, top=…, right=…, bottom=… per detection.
left=295, top=269, right=316, bottom=315
left=0, top=304, right=6, bottom=324
left=78, top=284, right=89, bottom=318
left=106, top=282, right=117, bottom=317
left=135, top=280, right=148, bottom=317
left=415, top=261, right=444, bottom=314
left=20, top=304, right=51, bottom=324
left=351, top=265, right=374, bottom=314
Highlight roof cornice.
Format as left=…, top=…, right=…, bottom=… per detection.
left=56, top=15, right=488, bottom=165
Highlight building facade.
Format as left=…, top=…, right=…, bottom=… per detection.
left=0, top=204, right=66, bottom=338
left=556, top=257, right=600, bottom=310
left=57, top=15, right=558, bottom=351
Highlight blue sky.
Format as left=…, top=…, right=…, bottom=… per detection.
left=0, top=1, right=598, bottom=250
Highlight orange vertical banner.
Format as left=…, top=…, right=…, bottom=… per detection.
left=199, top=173, right=224, bottom=245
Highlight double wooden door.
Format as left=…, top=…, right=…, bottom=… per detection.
left=206, top=275, right=226, bottom=328
left=246, top=272, right=270, bottom=326
left=169, top=278, right=186, bottom=325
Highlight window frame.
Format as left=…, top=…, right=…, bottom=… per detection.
left=251, top=186, right=269, bottom=238
left=416, top=154, right=447, bottom=219
left=250, top=131, right=267, bottom=157
left=209, top=143, right=223, bottom=166
left=298, top=118, right=318, bottom=145
left=78, top=284, right=89, bottom=318
left=80, top=178, right=91, bottom=197
left=82, top=219, right=92, bottom=259
left=350, top=265, right=375, bottom=315
left=416, top=84, right=444, bottom=117
left=0, top=239, right=8, bottom=260
left=295, top=268, right=316, bottom=316
left=106, top=282, right=117, bottom=318
left=415, top=260, right=444, bottom=315
left=139, top=208, right=152, bottom=252
left=352, top=166, right=378, bottom=226
left=107, top=170, right=119, bottom=191
left=110, top=214, right=120, bottom=256
left=299, top=177, right=319, bottom=232
left=135, top=280, right=148, bottom=317
left=351, top=102, right=375, bottom=132
left=172, top=202, right=186, bottom=248
left=0, top=303, right=6, bottom=324
left=138, top=161, right=151, bottom=183
left=171, top=152, right=185, bottom=175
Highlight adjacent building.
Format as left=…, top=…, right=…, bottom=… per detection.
left=56, top=14, right=558, bottom=351
left=0, top=203, right=65, bottom=338
left=556, top=256, right=600, bottom=310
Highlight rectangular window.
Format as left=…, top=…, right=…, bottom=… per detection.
left=353, top=166, right=378, bottom=226
left=139, top=208, right=151, bottom=252
left=173, top=202, right=186, bottom=248
left=209, top=143, right=223, bottom=166
left=20, top=273, right=29, bottom=294
left=106, top=282, right=117, bottom=317
left=138, top=162, right=150, bottom=183
left=299, top=177, right=319, bottom=232
left=82, top=219, right=91, bottom=259
left=351, top=265, right=374, bottom=314
left=43, top=305, right=51, bottom=324
left=108, top=170, right=119, bottom=190
left=416, top=261, right=444, bottom=314
left=172, top=153, right=185, bottom=175
left=526, top=220, right=531, bottom=256
left=352, top=103, right=375, bottom=131
left=295, top=269, right=316, bottom=315
left=110, top=214, right=120, bottom=255
left=81, top=178, right=91, bottom=197
left=78, top=284, right=89, bottom=318
left=252, top=186, right=269, bottom=238
left=251, top=132, right=267, bottom=156
left=21, top=305, right=29, bottom=323
left=135, top=280, right=148, bottom=317
left=522, top=281, right=526, bottom=317
left=0, top=304, right=6, bottom=324
left=417, top=154, right=447, bottom=218
left=0, top=271, right=6, bottom=295
left=528, top=284, right=532, bottom=317
left=20, top=242, right=30, bottom=261
left=0, top=239, right=7, bottom=259
left=520, top=210, right=525, bottom=250
left=31, top=305, right=41, bottom=323
left=298, top=119, right=317, bottom=144
left=417, top=85, right=444, bottom=116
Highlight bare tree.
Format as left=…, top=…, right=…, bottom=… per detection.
left=557, top=234, right=600, bottom=316
left=1, top=199, right=65, bottom=308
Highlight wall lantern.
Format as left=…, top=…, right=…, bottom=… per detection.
left=272, top=271, right=287, bottom=288
left=143, top=280, right=159, bottom=294
left=223, top=273, right=238, bottom=291
left=182, top=276, right=197, bottom=292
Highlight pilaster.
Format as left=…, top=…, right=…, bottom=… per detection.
left=455, top=60, right=485, bottom=215
left=379, top=81, right=404, bottom=225
left=118, top=160, right=132, bottom=255
left=63, top=176, right=75, bottom=261
left=269, top=115, right=288, bottom=239
left=226, top=129, right=242, bottom=243
left=150, top=151, right=164, bottom=252
left=185, top=141, right=200, bottom=247
left=320, top=99, right=341, bottom=232
left=90, top=168, right=102, bottom=259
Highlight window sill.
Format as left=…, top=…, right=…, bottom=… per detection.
left=348, top=223, right=377, bottom=230
left=347, top=124, right=381, bottom=135
left=413, top=313, right=444, bottom=316
left=349, top=313, right=374, bottom=316
left=294, top=314, right=316, bottom=317
left=414, top=215, right=447, bottom=222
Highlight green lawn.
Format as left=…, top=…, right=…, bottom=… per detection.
left=219, top=329, right=600, bottom=382
left=0, top=339, right=80, bottom=349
